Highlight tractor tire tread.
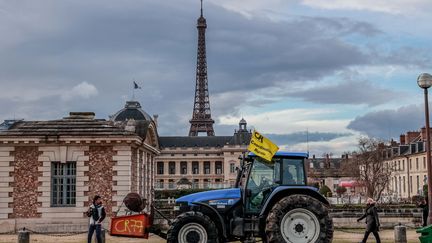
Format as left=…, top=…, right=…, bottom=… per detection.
left=167, top=211, right=219, bottom=243
left=265, top=194, right=333, bottom=243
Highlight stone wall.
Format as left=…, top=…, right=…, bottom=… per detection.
left=0, top=146, right=14, bottom=219
left=11, top=146, right=41, bottom=218
left=130, top=148, right=138, bottom=193
left=87, top=146, right=116, bottom=217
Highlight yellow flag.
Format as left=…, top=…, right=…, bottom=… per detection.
left=248, top=130, right=279, bottom=162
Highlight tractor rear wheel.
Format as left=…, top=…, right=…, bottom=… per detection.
left=167, top=211, right=219, bottom=243
left=265, top=194, right=333, bottom=243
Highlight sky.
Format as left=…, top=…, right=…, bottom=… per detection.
left=0, top=0, right=431, bottom=156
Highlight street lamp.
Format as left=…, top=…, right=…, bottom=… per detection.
left=417, top=73, right=432, bottom=225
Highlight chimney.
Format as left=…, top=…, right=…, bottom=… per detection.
left=400, top=134, right=405, bottom=145
left=421, top=127, right=426, bottom=141
left=65, top=112, right=95, bottom=120
left=405, top=131, right=420, bottom=144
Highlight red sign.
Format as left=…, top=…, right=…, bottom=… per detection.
left=110, top=213, right=150, bottom=238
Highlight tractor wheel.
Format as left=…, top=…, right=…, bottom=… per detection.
left=167, top=211, right=219, bottom=243
left=265, top=194, right=333, bottom=243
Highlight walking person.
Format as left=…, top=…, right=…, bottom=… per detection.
left=357, top=198, right=381, bottom=243
left=87, top=195, right=106, bottom=243
left=418, top=197, right=428, bottom=227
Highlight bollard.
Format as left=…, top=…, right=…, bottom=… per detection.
left=100, top=228, right=106, bottom=243
left=17, top=229, right=29, bottom=243
left=394, top=224, right=407, bottom=243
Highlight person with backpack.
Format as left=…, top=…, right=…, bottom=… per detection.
left=87, top=195, right=106, bottom=243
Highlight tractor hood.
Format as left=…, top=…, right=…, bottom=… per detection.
left=176, top=188, right=241, bottom=206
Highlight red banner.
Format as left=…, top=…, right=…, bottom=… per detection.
left=110, top=213, right=150, bottom=238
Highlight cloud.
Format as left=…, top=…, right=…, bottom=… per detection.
left=301, top=0, right=432, bottom=15
left=219, top=109, right=351, bottom=134
left=347, top=104, right=424, bottom=139
left=62, top=82, right=98, bottom=101
left=266, top=131, right=352, bottom=146
left=286, top=80, right=403, bottom=106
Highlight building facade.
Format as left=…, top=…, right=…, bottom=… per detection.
left=383, top=129, right=428, bottom=200
left=0, top=103, right=159, bottom=232
left=156, top=119, right=251, bottom=190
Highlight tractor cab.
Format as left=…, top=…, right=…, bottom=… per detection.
left=243, top=152, right=308, bottom=213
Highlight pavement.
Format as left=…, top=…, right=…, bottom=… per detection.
left=0, top=229, right=421, bottom=243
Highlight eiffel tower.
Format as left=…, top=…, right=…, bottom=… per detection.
left=189, top=0, right=215, bottom=136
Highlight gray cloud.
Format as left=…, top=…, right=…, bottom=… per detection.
left=347, top=104, right=424, bottom=139
left=266, top=131, right=352, bottom=145
left=287, top=80, right=403, bottom=106
left=0, top=0, right=428, bottom=137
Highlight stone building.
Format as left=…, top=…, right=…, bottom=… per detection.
left=0, top=102, right=159, bottom=232
left=307, top=154, right=360, bottom=195
left=156, top=119, right=251, bottom=190
left=383, top=128, right=429, bottom=201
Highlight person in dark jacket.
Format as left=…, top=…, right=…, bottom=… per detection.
left=418, top=198, right=428, bottom=227
left=357, top=198, right=381, bottom=243
left=86, top=195, right=106, bottom=243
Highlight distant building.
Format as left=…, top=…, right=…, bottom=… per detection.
left=0, top=104, right=159, bottom=232
left=156, top=119, right=251, bottom=190
left=383, top=128, right=429, bottom=200
left=307, top=154, right=360, bottom=195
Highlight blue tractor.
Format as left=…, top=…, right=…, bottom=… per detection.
left=166, top=152, right=333, bottom=243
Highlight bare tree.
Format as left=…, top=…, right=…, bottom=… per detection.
left=350, top=137, right=393, bottom=201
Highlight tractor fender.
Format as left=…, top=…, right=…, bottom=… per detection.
left=191, top=202, right=227, bottom=239
left=259, top=186, right=329, bottom=218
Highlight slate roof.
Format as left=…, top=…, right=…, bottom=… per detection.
left=159, top=130, right=251, bottom=148
left=111, top=101, right=153, bottom=122
left=0, top=117, right=135, bottom=137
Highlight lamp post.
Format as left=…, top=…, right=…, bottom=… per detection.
left=417, top=73, right=432, bottom=225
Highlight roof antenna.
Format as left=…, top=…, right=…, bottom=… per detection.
left=200, top=0, right=203, bottom=17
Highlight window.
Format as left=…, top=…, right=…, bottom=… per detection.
left=402, top=160, right=405, bottom=171
left=398, top=161, right=400, bottom=170
left=215, top=161, right=222, bottom=174
left=410, top=176, right=412, bottom=193
left=230, top=163, right=235, bottom=173
left=204, top=161, right=210, bottom=174
left=203, top=179, right=209, bottom=189
left=180, top=161, right=187, bottom=174
left=403, top=176, right=406, bottom=193
left=51, top=162, right=76, bottom=206
left=171, top=154, right=174, bottom=156
left=192, top=161, right=199, bottom=174
left=182, top=154, right=186, bottom=156
left=157, top=162, right=164, bottom=174
left=416, top=158, right=419, bottom=170
left=169, top=162, right=176, bottom=174
left=157, top=179, right=164, bottom=189
left=168, top=179, right=175, bottom=189
left=192, top=179, right=199, bottom=189
left=424, top=157, right=426, bottom=169
left=409, top=159, right=412, bottom=170
left=417, top=176, right=420, bottom=194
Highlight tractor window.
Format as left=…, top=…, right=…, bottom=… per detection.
left=281, top=158, right=306, bottom=185
left=246, top=158, right=279, bottom=212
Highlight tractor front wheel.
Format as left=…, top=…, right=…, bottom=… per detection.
left=265, top=195, right=333, bottom=243
left=167, top=211, right=219, bottom=243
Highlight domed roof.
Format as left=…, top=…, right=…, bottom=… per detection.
left=111, top=101, right=153, bottom=122
left=239, top=118, right=247, bottom=124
